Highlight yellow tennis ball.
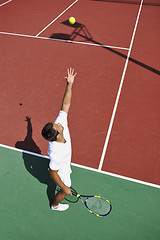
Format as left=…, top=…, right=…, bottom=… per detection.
left=69, top=17, right=76, bottom=24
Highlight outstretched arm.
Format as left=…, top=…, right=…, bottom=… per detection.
left=61, top=68, right=77, bottom=114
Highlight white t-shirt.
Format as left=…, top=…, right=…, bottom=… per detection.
left=48, top=111, right=72, bottom=177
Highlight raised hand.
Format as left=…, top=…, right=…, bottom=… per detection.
left=65, top=68, right=77, bottom=85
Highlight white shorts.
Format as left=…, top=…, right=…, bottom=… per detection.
left=57, top=170, right=71, bottom=188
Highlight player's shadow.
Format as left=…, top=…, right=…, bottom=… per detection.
left=15, top=116, right=56, bottom=207
left=22, top=152, right=56, bottom=207
left=50, top=20, right=160, bottom=76
left=15, top=116, right=41, bottom=154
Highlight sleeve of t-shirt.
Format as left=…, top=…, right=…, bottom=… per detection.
left=54, top=110, right=68, bottom=128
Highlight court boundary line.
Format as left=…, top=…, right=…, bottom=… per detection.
left=98, top=0, right=144, bottom=171
left=35, top=0, right=79, bottom=37
left=0, top=0, right=12, bottom=7
left=0, top=143, right=159, bottom=189
left=0, top=31, right=129, bottom=50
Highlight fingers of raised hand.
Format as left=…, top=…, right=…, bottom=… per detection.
left=67, top=68, right=77, bottom=77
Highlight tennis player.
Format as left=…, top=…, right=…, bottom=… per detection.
left=41, top=68, right=77, bottom=211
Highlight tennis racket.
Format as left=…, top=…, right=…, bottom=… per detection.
left=65, top=187, right=112, bottom=217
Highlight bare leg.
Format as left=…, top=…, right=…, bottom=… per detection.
left=52, top=189, right=66, bottom=207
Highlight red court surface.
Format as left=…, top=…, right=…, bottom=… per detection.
left=0, top=34, right=127, bottom=167
left=0, top=0, right=160, bottom=186
left=102, top=3, right=160, bottom=184
left=0, top=0, right=75, bottom=35
left=39, top=0, right=139, bottom=48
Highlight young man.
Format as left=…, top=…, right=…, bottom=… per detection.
left=41, top=68, right=77, bottom=211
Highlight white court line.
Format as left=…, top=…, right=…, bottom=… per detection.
left=98, top=0, right=144, bottom=171
left=35, top=0, right=79, bottom=37
left=0, top=143, right=160, bottom=189
left=0, top=31, right=129, bottom=50
left=0, top=0, right=12, bottom=7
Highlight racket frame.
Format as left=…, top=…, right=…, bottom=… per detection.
left=56, top=186, right=112, bottom=217
left=72, top=191, right=112, bottom=217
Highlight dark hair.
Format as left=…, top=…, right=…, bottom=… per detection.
left=41, top=122, right=59, bottom=141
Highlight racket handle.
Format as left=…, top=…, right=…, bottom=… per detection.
left=71, top=191, right=77, bottom=196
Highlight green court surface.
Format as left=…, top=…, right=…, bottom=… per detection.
left=0, top=146, right=160, bottom=240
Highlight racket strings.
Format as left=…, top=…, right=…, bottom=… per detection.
left=86, top=197, right=111, bottom=215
